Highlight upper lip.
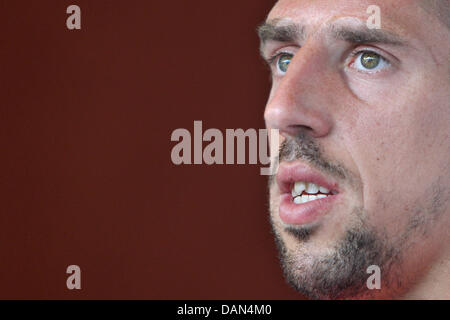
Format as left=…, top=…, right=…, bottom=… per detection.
left=276, top=161, right=340, bottom=195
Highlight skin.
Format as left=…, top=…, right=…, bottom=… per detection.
left=261, top=0, right=450, bottom=299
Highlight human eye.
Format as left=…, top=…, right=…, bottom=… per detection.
left=348, top=50, right=390, bottom=73
left=267, top=52, right=294, bottom=75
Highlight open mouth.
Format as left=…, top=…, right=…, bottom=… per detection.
left=276, top=163, right=341, bottom=226
left=291, top=181, right=338, bottom=204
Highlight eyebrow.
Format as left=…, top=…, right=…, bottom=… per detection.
left=330, top=25, right=405, bottom=45
left=258, top=22, right=305, bottom=44
left=258, top=21, right=406, bottom=57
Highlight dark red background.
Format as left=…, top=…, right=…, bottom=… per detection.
left=0, top=0, right=301, bottom=299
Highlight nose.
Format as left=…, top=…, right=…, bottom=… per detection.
left=264, top=44, right=334, bottom=140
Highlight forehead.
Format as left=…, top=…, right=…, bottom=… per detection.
left=268, top=0, right=423, bottom=37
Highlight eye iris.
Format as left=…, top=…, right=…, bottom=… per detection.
left=360, top=52, right=380, bottom=69
left=278, top=54, right=292, bottom=73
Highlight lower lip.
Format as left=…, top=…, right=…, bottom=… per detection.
left=278, top=193, right=339, bottom=225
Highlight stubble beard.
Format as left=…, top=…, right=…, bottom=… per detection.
left=269, top=204, right=400, bottom=299
left=268, top=136, right=401, bottom=299
left=269, top=135, right=449, bottom=299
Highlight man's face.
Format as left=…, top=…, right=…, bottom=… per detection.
left=261, top=0, right=450, bottom=299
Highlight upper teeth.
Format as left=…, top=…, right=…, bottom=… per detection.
left=291, top=181, right=332, bottom=204
left=294, top=181, right=306, bottom=194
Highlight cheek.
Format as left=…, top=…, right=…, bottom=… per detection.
left=341, top=97, right=423, bottom=229
left=351, top=117, right=408, bottom=227
left=342, top=80, right=449, bottom=232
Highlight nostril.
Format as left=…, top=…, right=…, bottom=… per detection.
left=298, top=125, right=314, bottom=132
left=285, top=125, right=314, bottom=138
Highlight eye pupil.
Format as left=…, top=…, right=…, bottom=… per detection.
left=278, top=54, right=292, bottom=73
left=360, top=52, right=380, bottom=69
